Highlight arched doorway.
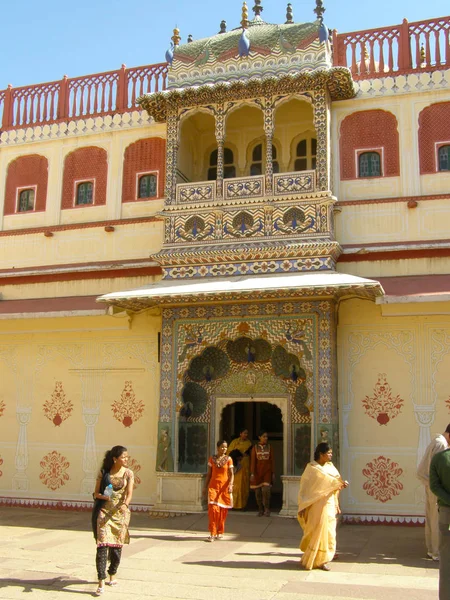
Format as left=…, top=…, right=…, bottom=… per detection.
left=217, top=397, right=286, bottom=512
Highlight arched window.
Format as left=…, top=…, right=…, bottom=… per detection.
left=138, top=174, right=157, bottom=198
left=438, top=145, right=450, bottom=171
left=17, top=188, right=35, bottom=212
left=207, top=148, right=236, bottom=180
left=294, top=138, right=317, bottom=171
left=250, top=143, right=279, bottom=175
left=76, top=181, right=93, bottom=205
left=358, top=152, right=382, bottom=178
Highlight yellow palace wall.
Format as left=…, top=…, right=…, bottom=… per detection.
left=338, top=298, right=450, bottom=520
left=0, top=311, right=161, bottom=508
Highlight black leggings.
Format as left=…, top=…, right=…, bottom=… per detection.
left=96, top=546, right=122, bottom=581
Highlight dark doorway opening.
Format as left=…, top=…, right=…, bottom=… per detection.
left=221, top=401, right=283, bottom=512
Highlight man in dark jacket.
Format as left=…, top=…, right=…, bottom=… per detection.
left=430, top=447, right=450, bottom=600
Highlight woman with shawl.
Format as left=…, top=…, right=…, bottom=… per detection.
left=92, top=445, right=134, bottom=595
left=297, top=442, right=348, bottom=571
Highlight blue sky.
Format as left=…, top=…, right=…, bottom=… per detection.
left=1, top=0, right=449, bottom=88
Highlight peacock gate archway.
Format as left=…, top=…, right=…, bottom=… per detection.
left=154, top=296, right=334, bottom=514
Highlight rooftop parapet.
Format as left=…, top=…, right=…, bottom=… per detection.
left=333, top=15, right=450, bottom=79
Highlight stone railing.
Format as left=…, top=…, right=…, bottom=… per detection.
left=176, top=181, right=216, bottom=203
left=333, top=15, right=450, bottom=79
left=176, top=171, right=316, bottom=202
left=224, top=175, right=264, bottom=200
left=0, top=63, right=168, bottom=131
left=273, top=170, right=315, bottom=196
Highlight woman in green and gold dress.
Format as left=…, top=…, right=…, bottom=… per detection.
left=92, top=445, right=134, bottom=596
left=227, top=428, right=252, bottom=509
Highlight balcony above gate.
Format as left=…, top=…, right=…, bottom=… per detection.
left=175, top=171, right=316, bottom=206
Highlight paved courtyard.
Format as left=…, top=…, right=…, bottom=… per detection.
left=0, top=507, right=439, bottom=599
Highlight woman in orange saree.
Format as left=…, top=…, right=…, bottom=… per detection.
left=297, top=442, right=348, bottom=571
left=202, top=439, right=234, bottom=541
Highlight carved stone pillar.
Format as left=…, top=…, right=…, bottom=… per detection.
left=414, top=404, right=435, bottom=466
left=215, top=105, right=226, bottom=199
left=261, top=97, right=275, bottom=195
left=313, top=88, right=330, bottom=192
left=165, top=109, right=180, bottom=204
left=77, top=370, right=104, bottom=495
left=13, top=405, right=32, bottom=491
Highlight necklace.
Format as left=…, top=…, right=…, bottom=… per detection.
left=212, top=454, right=229, bottom=468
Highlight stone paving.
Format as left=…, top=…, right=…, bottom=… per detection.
left=0, top=507, right=439, bottom=599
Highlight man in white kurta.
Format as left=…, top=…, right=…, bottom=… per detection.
left=417, top=425, right=450, bottom=560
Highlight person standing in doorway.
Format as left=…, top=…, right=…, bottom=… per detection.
left=227, top=428, right=252, bottom=509
left=92, top=446, right=134, bottom=596
left=417, top=424, right=450, bottom=561
left=202, top=440, right=234, bottom=541
left=250, top=430, right=275, bottom=517
left=429, top=444, right=450, bottom=600
left=297, top=442, right=348, bottom=571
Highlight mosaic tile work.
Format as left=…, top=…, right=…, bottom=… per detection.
left=158, top=299, right=337, bottom=474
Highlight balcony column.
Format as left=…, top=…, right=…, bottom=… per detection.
left=165, top=108, right=180, bottom=204
left=313, top=88, right=330, bottom=192
left=215, top=105, right=226, bottom=200
left=259, top=97, right=275, bottom=195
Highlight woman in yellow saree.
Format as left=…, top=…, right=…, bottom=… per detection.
left=297, top=442, right=348, bottom=571
left=227, top=428, right=252, bottom=509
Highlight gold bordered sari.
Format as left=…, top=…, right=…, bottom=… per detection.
left=297, top=461, right=343, bottom=570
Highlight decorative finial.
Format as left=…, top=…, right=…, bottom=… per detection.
left=241, top=1, right=249, bottom=29
left=252, top=0, right=263, bottom=18
left=420, top=44, right=426, bottom=64
left=187, top=34, right=193, bottom=43
left=314, top=0, right=325, bottom=24
left=219, top=20, right=227, bottom=34
left=171, top=26, right=181, bottom=47
left=285, top=3, right=293, bottom=24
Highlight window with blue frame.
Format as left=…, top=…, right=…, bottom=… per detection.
left=138, top=174, right=158, bottom=198
left=358, top=151, right=382, bottom=178
left=76, top=181, right=93, bottom=205
left=438, top=145, right=450, bottom=171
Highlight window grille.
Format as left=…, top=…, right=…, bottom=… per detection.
left=138, top=174, right=157, bottom=198
left=18, top=189, right=35, bottom=212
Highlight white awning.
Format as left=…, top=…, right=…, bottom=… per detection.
left=97, top=271, right=384, bottom=312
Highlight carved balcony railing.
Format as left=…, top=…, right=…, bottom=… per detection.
left=333, top=15, right=450, bottom=80
left=273, top=170, right=315, bottom=196
left=176, top=181, right=216, bottom=203
left=175, top=171, right=317, bottom=203
left=224, top=175, right=265, bottom=200
left=0, top=63, right=168, bottom=131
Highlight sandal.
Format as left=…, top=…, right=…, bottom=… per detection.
left=107, top=580, right=119, bottom=586
left=95, top=586, right=104, bottom=596
left=206, top=535, right=215, bottom=542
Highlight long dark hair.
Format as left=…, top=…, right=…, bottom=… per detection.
left=229, top=449, right=244, bottom=467
left=314, top=442, right=331, bottom=461
left=216, top=439, right=227, bottom=448
left=101, top=445, right=127, bottom=473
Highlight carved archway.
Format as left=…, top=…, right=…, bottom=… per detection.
left=214, top=395, right=289, bottom=475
